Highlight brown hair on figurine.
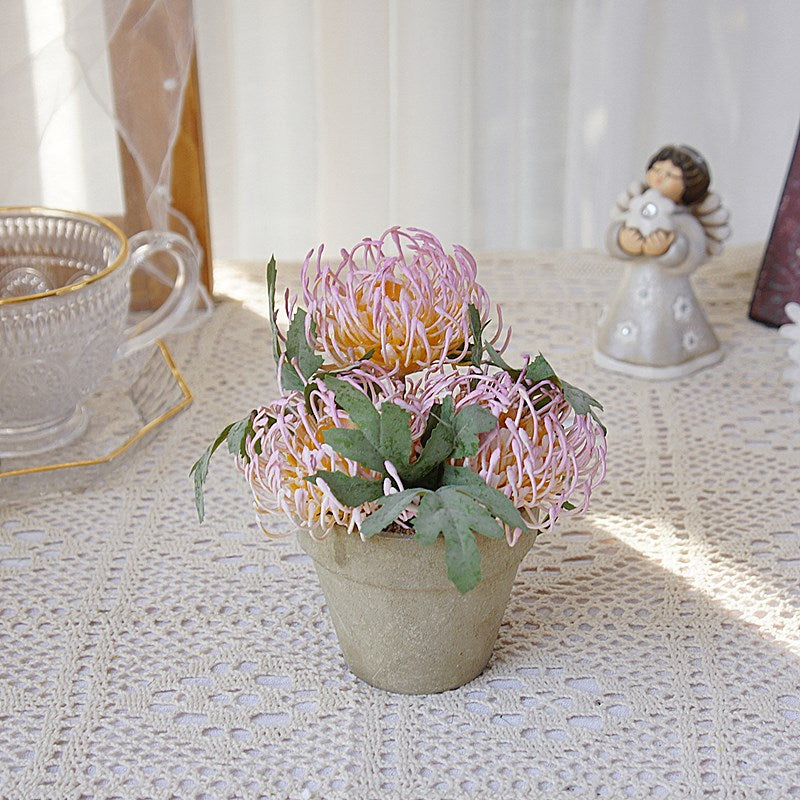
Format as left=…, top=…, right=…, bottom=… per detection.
left=647, top=144, right=711, bottom=206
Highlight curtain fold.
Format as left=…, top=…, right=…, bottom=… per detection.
left=195, top=0, right=800, bottom=259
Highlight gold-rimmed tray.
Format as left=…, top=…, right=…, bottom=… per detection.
left=0, top=340, right=192, bottom=503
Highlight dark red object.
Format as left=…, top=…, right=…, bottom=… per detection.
left=750, top=124, right=800, bottom=327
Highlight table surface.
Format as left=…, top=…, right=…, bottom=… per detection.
left=2, top=244, right=799, bottom=800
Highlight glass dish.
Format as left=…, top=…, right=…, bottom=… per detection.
left=0, top=340, right=192, bottom=504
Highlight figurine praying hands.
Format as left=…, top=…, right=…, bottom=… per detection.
left=594, top=144, right=731, bottom=379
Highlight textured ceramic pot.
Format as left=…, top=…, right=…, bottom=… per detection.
left=297, top=526, right=533, bottom=694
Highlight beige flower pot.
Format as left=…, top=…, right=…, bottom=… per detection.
left=296, top=526, right=533, bottom=694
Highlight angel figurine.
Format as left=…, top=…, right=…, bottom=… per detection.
left=594, top=144, right=731, bottom=379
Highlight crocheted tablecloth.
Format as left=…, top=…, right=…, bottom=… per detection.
left=2, top=244, right=799, bottom=800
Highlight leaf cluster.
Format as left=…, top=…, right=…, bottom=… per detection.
left=306, top=376, right=531, bottom=593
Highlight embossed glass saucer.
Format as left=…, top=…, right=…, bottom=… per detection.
left=0, top=340, right=192, bottom=503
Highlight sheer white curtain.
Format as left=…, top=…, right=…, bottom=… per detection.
left=194, top=0, right=800, bottom=261
left=1, top=1, right=798, bottom=262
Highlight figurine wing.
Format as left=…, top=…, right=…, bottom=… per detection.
left=611, top=180, right=647, bottom=221
left=692, top=192, right=731, bottom=255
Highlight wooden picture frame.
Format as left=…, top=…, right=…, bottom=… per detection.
left=105, top=0, right=212, bottom=311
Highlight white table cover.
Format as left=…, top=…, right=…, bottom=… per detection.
left=2, top=245, right=799, bottom=799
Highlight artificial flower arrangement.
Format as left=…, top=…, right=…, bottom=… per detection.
left=192, top=227, right=607, bottom=595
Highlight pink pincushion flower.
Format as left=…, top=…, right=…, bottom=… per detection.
left=240, top=369, right=427, bottom=536
left=420, top=365, right=607, bottom=544
left=300, top=227, right=506, bottom=377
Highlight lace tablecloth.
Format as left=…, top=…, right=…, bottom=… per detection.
left=2, top=245, right=799, bottom=800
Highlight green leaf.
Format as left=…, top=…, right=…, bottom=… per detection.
left=190, top=417, right=245, bottom=522
left=303, top=380, right=316, bottom=413
left=442, top=487, right=507, bottom=540
left=402, top=397, right=456, bottom=482
left=226, top=415, right=252, bottom=459
left=468, top=303, right=484, bottom=366
left=284, top=308, right=324, bottom=383
left=440, top=395, right=456, bottom=422
left=451, top=403, right=497, bottom=458
left=525, top=352, right=557, bottom=383
left=589, top=409, right=607, bottom=436
left=323, top=427, right=386, bottom=474
left=445, top=483, right=528, bottom=534
left=306, top=470, right=384, bottom=506
left=561, top=379, right=604, bottom=416
left=441, top=468, right=530, bottom=535
left=412, top=491, right=448, bottom=546
left=280, top=362, right=306, bottom=392
left=440, top=464, right=485, bottom=486
left=266, top=255, right=280, bottom=366
left=360, top=489, right=426, bottom=538
left=321, top=376, right=380, bottom=446
left=420, top=401, right=441, bottom=447
left=412, top=490, right=496, bottom=593
left=443, top=524, right=483, bottom=593
left=379, top=402, right=413, bottom=469
left=485, top=342, right=521, bottom=380
left=415, top=488, right=505, bottom=542
left=404, top=415, right=455, bottom=482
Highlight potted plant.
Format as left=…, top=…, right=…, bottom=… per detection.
left=192, top=227, right=607, bottom=694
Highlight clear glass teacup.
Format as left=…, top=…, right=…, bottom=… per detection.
left=0, top=207, right=200, bottom=457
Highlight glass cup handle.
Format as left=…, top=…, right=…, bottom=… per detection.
left=116, top=231, right=201, bottom=358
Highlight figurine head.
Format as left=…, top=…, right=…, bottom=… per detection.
left=646, top=144, right=710, bottom=206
